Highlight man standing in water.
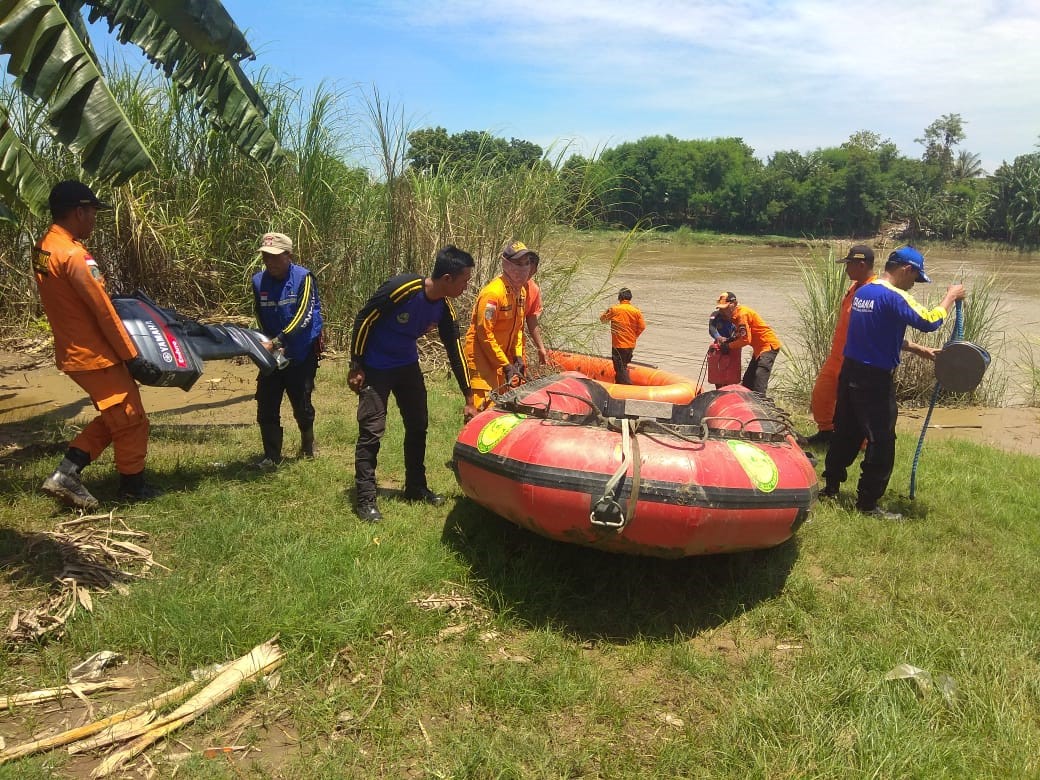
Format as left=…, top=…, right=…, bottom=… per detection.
left=713, top=291, right=782, bottom=395
left=34, top=180, right=164, bottom=509
left=822, top=246, right=965, bottom=520
left=349, top=245, right=476, bottom=523
left=464, top=240, right=531, bottom=409
left=600, top=288, right=646, bottom=384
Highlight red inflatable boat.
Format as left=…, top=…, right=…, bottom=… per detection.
left=452, top=373, right=817, bottom=558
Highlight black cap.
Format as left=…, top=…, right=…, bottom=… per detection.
left=48, top=180, right=112, bottom=212
left=837, top=244, right=874, bottom=264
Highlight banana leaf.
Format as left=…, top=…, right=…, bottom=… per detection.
left=0, top=101, right=50, bottom=217
left=87, top=0, right=282, bottom=165
left=141, top=0, right=253, bottom=60
left=0, top=0, right=155, bottom=183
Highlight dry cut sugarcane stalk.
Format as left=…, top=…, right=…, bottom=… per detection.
left=91, top=638, right=283, bottom=778
left=0, top=678, right=136, bottom=710
left=0, top=670, right=217, bottom=764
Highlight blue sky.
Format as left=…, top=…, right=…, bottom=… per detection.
left=220, top=0, right=1040, bottom=174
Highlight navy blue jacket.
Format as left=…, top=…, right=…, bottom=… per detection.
left=252, top=263, right=323, bottom=363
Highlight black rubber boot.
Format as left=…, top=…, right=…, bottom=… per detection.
left=256, top=424, right=283, bottom=468
left=299, top=428, right=316, bottom=458
left=41, top=448, right=98, bottom=510
left=118, top=471, right=164, bottom=501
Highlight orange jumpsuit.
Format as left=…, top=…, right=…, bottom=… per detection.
left=810, top=275, right=876, bottom=432
left=33, top=224, right=148, bottom=474
left=464, top=275, right=527, bottom=410
left=599, top=301, right=646, bottom=348
left=727, top=305, right=782, bottom=357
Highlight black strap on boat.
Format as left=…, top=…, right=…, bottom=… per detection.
left=590, top=418, right=644, bottom=531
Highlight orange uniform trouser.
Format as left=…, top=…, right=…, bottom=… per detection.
left=811, top=354, right=843, bottom=432
left=67, top=363, right=149, bottom=475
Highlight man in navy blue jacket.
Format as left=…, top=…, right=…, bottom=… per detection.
left=349, top=245, right=476, bottom=523
left=252, top=232, right=324, bottom=467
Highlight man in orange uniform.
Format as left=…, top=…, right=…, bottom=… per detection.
left=600, top=288, right=646, bottom=384
left=807, top=245, right=938, bottom=446
left=464, top=240, right=530, bottom=410
left=714, top=291, right=782, bottom=395
left=33, top=181, right=164, bottom=510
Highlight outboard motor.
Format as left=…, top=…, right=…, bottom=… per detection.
left=111, top=292, right=284, bottom=391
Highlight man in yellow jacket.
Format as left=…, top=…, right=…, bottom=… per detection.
left=464, top=241, right=531, bottom=410
left=600, top=288, right=646, bottom=384
left=33, top=181, right=164, bottom=509
left=713, top=291, right=782, bottom=396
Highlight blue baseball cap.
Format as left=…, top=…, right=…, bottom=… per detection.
left=888, top=246, right=932, bottom=283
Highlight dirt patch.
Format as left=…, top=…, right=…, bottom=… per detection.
left=0, top=351, right=264, bottom=458
left=897, top=406, right=1040, bottom=457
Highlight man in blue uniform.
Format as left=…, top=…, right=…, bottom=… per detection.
left=822, top=246, right=965, bottom=520
left=251, top=232, right=324, bottom=467
left=348, top=245, right=477, bottom=523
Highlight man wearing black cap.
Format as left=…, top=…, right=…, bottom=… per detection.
left=33, top=180, right=164, bottom=509
left=821, top=246, right=965, bottom=519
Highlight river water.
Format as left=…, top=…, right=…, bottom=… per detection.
left=561, top=239, right=1040, bottom=405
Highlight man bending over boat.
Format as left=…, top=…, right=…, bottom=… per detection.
left=713, top=291, right=782, bottom=396
left=348, top=246, right=477, bottom=523
left=600, top=288, right=646, bottom=384
left=464, top=240, right=531, bottom=410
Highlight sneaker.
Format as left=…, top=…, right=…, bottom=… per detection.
left=818, top=485, right=840, bottom=500
left=402, top=487, right=445, bottom=507
left=859, top=506, right=904, bottom=521
left=253, top=456, right=280, bottom=470
left=356, top=502, right=383, bottom=523
left=805, top=430, right=833, bottom=446
left=41, top=470, right=99, bottom=511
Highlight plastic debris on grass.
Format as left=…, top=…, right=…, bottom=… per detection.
left=885, top=662, right=958, bottom=704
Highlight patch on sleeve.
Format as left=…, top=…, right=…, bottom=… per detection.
left=32, top=248, right=50, bottom=276
left=483, top=301, right=498, bottom=321
left=85, top=257, right=104, bottom=282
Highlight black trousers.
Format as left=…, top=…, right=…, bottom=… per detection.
left=354, top=362, right=429, bottom=504
left=823, top=358, right=897, bottom=511
left=741, top=348, right=779, bottom=395
left=256, top=352, right=317, bottom=429
left=611, top=347, right=634, bottom=385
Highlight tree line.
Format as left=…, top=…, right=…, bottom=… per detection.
left=408, top=116, right=1040, bottom=246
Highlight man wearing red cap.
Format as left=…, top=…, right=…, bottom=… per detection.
left=33, top=180, right=164, bottom=509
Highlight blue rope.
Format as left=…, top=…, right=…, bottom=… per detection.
left=909, top=299, right=964, bottom=499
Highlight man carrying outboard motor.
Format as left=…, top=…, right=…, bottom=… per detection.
left=251, top=232, right=324, bottom=467
left=33, top=181, right=165, bottom=509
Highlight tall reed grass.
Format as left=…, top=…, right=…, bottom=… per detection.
left=0, top=61, right=624, bottom=350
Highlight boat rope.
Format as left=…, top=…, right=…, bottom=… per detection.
left=696, top=348, right=711, bottom=391
left=589, top=418, right=644, bottom=532
left=909, top=299, right=964, bottom=500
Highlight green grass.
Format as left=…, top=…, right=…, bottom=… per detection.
left=2, top=366, right=1039, bottom=778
